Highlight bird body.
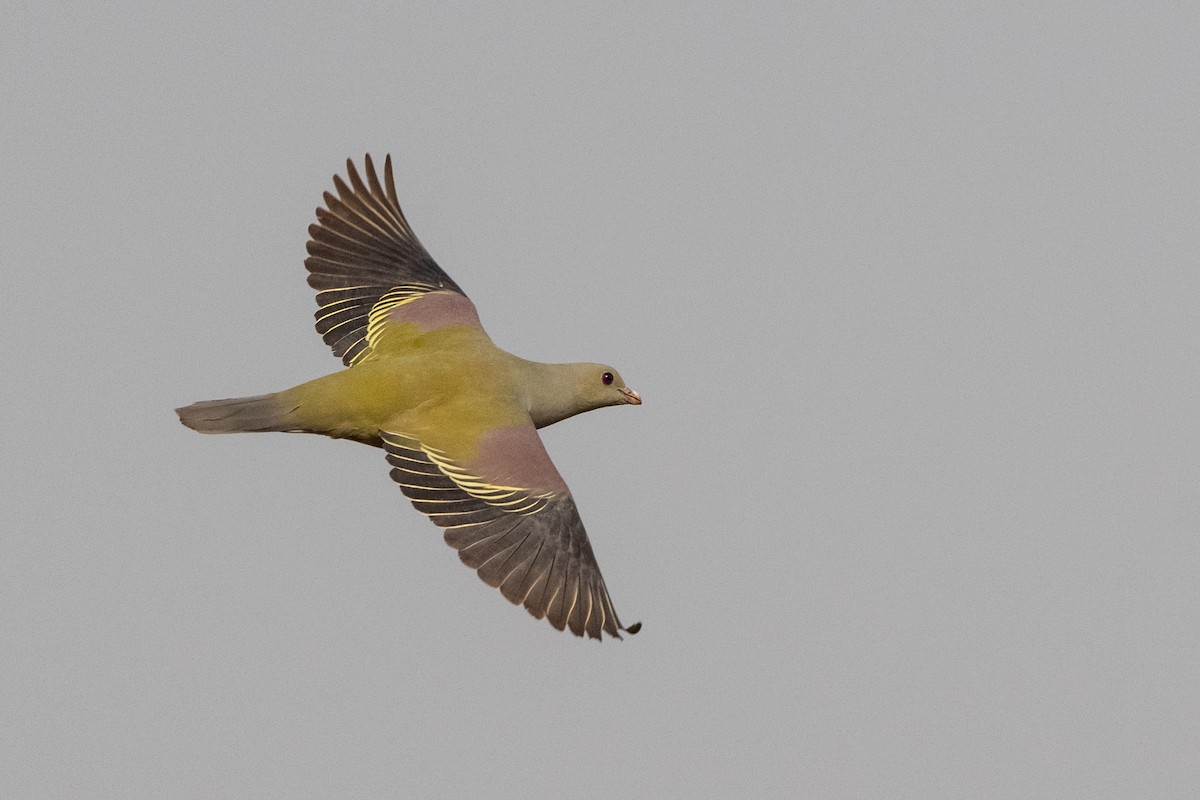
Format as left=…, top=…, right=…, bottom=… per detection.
left=178, top=156, right=641, bottom=640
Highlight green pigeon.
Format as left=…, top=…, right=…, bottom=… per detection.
left=177, top=155, right=642, bottom=640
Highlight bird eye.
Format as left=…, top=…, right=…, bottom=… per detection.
left=602, top=371, right=614, bottom=386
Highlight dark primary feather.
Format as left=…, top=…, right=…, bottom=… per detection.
left=382, top=432, right=640, bottom=640
left=305, top=154, right=466, bottom=366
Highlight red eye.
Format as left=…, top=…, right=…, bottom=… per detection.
left=602, top=372, right=614, bottom=386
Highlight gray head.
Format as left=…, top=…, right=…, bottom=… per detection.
left=527, top=362, right=641, bottom=428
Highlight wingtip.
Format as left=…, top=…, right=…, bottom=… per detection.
left=351, top=153, right=387, bottom=180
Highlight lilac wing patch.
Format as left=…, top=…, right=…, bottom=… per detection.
left=466, top=425, right=569, bottom=495
left=387, top=291, right=484, bottom=333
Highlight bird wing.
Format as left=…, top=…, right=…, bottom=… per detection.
left=305, top=155, right=481, bottom=366
left=381, top=424, right=639, bottom=640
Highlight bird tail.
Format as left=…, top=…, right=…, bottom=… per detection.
left=175, top=393, right=296, bottom=434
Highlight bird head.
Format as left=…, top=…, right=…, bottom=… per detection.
left=526, top=361, right=642, bottom=428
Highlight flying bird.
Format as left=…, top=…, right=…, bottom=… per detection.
left=177, top=155, right=642, bottom=640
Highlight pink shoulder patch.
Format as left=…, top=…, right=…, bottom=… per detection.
left=388, top=291, right=484, bottom=332
left=467, top=425, right=569, bottom=494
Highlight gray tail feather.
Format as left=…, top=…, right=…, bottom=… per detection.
left=176, top=393, right=293, bottom=434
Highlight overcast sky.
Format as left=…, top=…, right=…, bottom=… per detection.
left=5, top=3, right=1199, bottom=798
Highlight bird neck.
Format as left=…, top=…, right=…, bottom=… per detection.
left=518, top=360, right=590, bottom=429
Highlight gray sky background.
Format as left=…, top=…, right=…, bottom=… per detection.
left=4, top=4, right=1199, bottom=798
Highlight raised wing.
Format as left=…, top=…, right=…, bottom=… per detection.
left=381, top=426, right=640, bottom=640
left=305, top=155, right=474, bottom=366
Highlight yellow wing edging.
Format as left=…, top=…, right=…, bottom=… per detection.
left=353, top=284, right=439, bottom=366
